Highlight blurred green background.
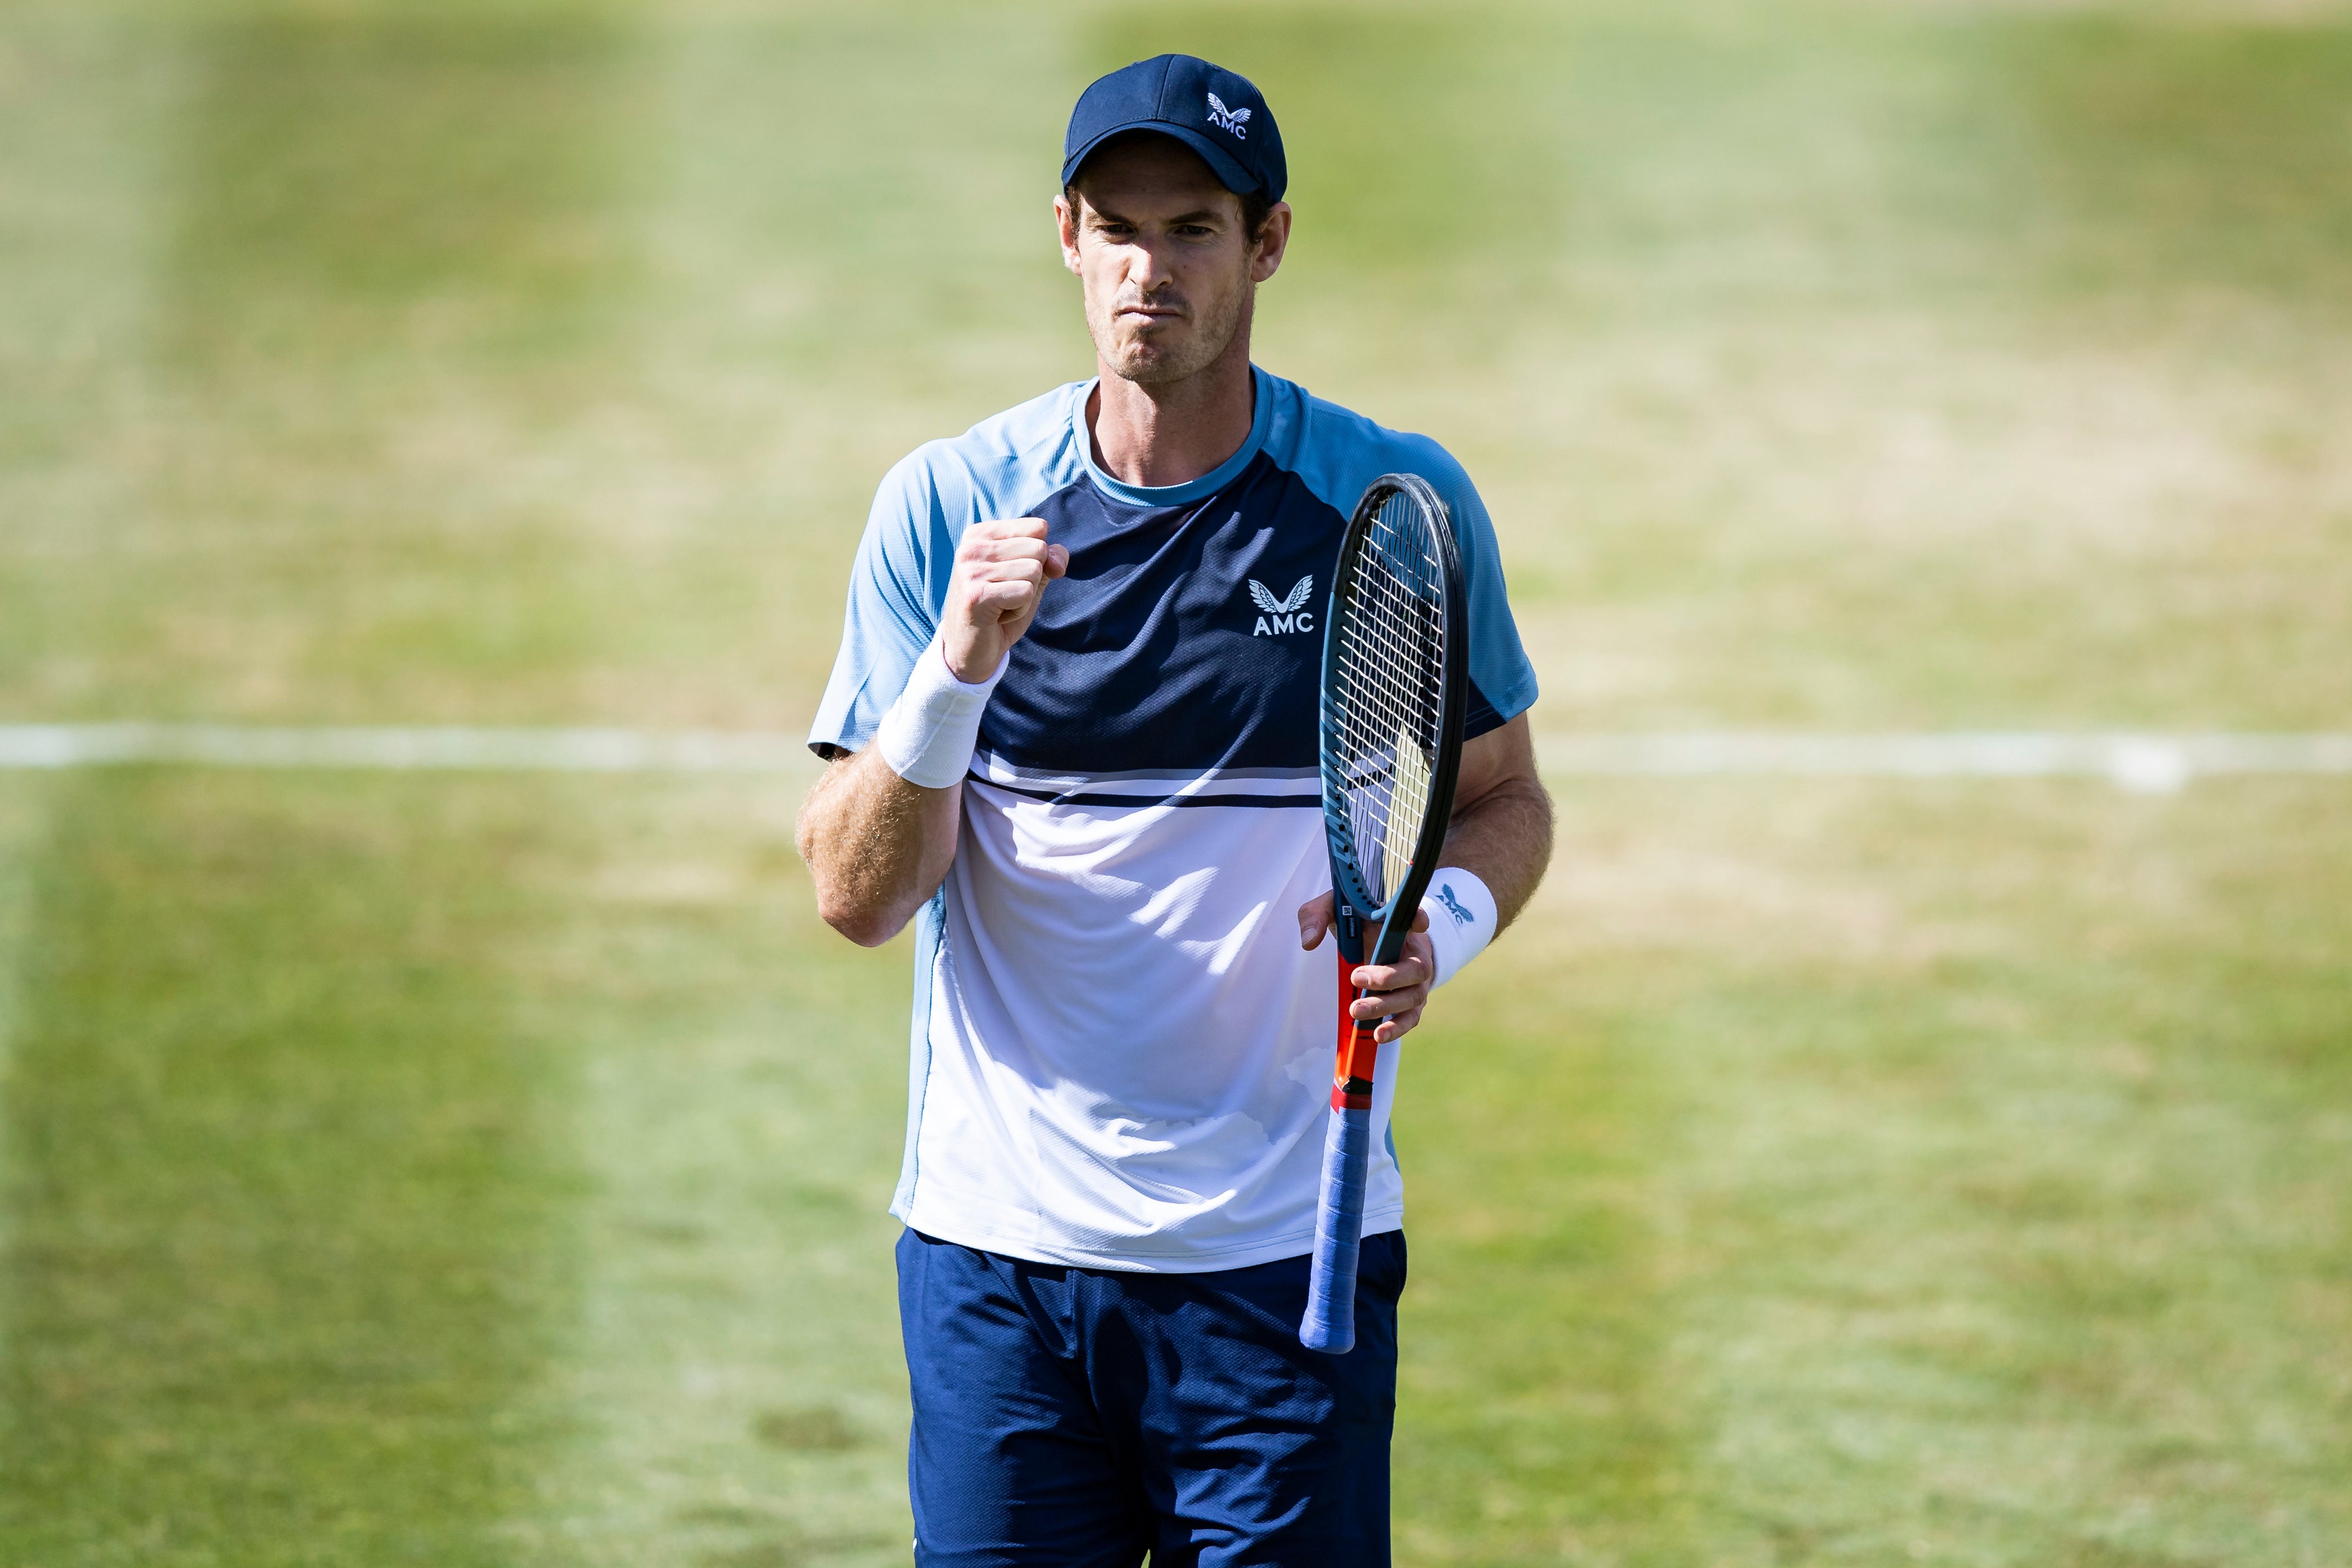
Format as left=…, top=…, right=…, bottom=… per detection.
left=2, top=1, right=2347, bottom=1563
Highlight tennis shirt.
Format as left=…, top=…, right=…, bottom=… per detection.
left=810, top=366, right=1538, bottom=1273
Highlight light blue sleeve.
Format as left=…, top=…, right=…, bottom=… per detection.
left=806, top=387, right=1085, bottom=756
left=1391, top=434, right=1540, bottom=736
left=1273, top=383, right=1540, bottom=735
left=806, top=451, right=960, bottom=758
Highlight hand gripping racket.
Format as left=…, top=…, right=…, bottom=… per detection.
left=1300, top=473, right=1468, bottom=1353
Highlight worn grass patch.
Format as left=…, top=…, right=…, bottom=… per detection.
left=0, top=770, right=583, bottom=1565
left=2, top=0, right=2349, bottom=1563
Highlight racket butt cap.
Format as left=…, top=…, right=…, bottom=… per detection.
left=1299, top=1318, right=1356, bottom=1354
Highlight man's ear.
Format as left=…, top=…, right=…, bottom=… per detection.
left=1055, top=193, right=1084, bottom=275
left=1249, top=201, right=1293, bottom=284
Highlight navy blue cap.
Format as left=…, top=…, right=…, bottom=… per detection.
left=1063, top=55, right=1286, bottom=205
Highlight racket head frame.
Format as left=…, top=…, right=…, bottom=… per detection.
left=1318, top=471, right=1471, bottom=972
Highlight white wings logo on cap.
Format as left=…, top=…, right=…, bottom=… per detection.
left=1206, top=92, right=1252, bottom=138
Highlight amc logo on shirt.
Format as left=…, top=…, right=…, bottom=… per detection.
left=1247, top=575, right=1315, bottom=636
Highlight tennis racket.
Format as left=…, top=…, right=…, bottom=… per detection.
left=1300, top=473, right=1468, bottom=1353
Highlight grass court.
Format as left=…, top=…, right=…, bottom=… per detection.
left=2, top=1, right=2348, bottom=1563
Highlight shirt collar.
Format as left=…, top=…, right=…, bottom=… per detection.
left=1072, top=364, right=1272, bottom=507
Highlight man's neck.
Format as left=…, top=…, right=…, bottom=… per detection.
left=1088, top=337, right=1257, bottom=489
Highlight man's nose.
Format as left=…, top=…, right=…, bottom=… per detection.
left=1128, top=236, right=1177, bottom=292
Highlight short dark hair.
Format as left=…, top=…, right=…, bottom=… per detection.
left=1239, top=189, right=1276, bottom=242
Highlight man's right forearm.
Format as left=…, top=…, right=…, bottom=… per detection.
left=796, top=746, right=963, bottom=947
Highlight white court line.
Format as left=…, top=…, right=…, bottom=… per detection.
left=0, top=723, right=810, bottom=774
left=1537, top=732, right=2352, bottom=793
left=3, top=724, right=2351, bottom=792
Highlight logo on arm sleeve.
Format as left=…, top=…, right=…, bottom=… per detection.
left=1248, top=576, right=1315, bottom=636
left=1436, top=883, right=1476, bottom=926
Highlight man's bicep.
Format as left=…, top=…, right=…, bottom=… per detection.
left=1451, top=712, right=1539, bottom=815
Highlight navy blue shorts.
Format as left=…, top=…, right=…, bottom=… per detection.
left=896, top=1227, right=1406, bottom=1567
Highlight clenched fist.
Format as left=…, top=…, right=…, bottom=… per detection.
left=943, top=517, right=1070, bottom=683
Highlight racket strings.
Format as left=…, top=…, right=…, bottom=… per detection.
left=1329, top=488, right=1449, bottom=908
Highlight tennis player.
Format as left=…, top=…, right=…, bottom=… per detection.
left=798, top=55, right=1553, bottom=1566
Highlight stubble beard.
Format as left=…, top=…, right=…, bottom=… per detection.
left=1092, top=273, right=1251, bottom=389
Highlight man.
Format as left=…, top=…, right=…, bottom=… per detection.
left=797, top=54, right=1552, bottom=1567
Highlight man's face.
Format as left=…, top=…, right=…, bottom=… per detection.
left=1057, top=137, right=1289, bottom=387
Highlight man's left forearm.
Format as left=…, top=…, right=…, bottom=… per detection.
left=1437, top=778, right=1553, bottom=934
left=1435, top=713, right=1553, bottom=934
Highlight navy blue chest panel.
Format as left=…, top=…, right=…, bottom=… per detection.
left=982, top=453, right=1343, bottom=775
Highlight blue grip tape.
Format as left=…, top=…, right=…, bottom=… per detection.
left=1300, top=1102, right=1374, bottom=1352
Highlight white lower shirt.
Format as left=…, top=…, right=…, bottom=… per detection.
left=896, top=756, right=1405, bottom=1272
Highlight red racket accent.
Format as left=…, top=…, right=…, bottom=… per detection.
left=1330, top=946, right=1378, bottom=1111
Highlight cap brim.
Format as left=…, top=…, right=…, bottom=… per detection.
left=1061, top=123, right=1261, bottom=201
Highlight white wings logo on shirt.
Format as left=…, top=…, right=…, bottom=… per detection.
left=1248, top=576, right=1312, bottom=615
left=1248, top=575, right=1315, bottom=635
left=1206, top=92, right=1252, bottom=138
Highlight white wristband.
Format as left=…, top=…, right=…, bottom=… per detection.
left=873, top=635, right=1003, bottom=788
left=1418, top=868, right=1497, bottom=988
